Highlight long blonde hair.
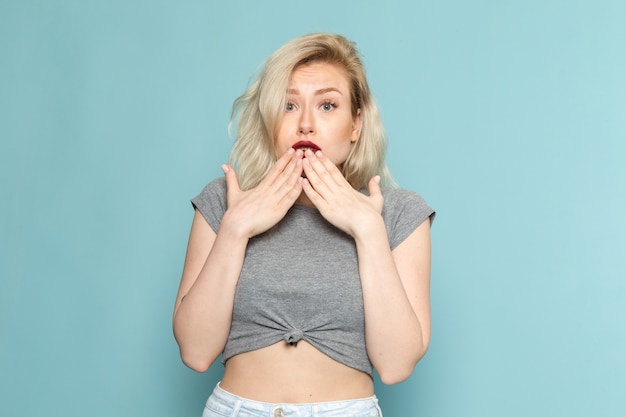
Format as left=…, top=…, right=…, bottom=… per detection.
left=229, top=33, right=395, bottom=190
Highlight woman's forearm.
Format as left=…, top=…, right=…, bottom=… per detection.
left=173, top=213, right=249, bottom=372
left=354, top=217, right=430, bottom=384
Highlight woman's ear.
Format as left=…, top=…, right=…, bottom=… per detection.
left=351, top=109, right=361, bottom=143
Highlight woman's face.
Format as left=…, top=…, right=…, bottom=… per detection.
left=274, top=62, right=360, bottom=167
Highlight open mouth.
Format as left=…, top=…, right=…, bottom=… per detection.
left=292, top=141, right=321, bottom=152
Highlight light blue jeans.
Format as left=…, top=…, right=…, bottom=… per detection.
left=202, top=383, right=383, bottom=417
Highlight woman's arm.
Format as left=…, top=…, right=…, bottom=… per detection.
left=301, top=150, right=432, bottom=384
left=173, top=149, right=304, bottom=372
left=355, top=217, right=431, bottom=384
left=172, top=210, right=249, bottom=372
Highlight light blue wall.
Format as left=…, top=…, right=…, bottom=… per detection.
left=1, top=1, right=624, bottom=416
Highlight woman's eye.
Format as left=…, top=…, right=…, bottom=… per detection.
left=285, top=102, right=296, bottom=111
left=321, top=101, right=336, bottom=111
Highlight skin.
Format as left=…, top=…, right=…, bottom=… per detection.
left=173, top=62, right=432, bottom=402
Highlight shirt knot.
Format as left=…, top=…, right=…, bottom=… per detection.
left=284, top=328, right=304, bottom=346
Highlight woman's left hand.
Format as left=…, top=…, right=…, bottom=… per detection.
left=301, top=149, right=383, bottom=237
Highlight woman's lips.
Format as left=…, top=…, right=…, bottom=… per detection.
left=292, top=141, right=321, bottom=152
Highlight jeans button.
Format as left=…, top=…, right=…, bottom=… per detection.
left=274, top=407, right=284, bottom=417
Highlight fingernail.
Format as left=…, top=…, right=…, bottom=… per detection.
left=221, top=164, right=229, bottom=174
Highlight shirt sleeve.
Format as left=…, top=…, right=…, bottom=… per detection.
left=190, top=177, right=227, bottom=234
left=382, top=188, right=435, bottom=250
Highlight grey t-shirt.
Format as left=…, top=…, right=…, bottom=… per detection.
left=191, top=177, right=435, bottom=376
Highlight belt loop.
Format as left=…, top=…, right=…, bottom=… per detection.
left=230, top=398, right=242, bottom=417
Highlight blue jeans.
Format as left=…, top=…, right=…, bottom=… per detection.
left=202, top=383, right=383, bottom=417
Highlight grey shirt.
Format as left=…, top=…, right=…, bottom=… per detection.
left=192, top=177, right=435, bottom=376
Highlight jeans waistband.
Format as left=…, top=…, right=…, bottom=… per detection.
left=204, top=382, right=382, bottom=416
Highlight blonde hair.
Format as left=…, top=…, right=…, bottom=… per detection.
left=229, top=33, right=395, bottom=190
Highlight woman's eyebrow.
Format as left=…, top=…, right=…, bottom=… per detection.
left=286, top=87, right=343, bottom=95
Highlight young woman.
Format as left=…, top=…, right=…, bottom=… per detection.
left=173, top=33, right=435, bottom=417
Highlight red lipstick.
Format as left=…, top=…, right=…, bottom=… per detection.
left=292, top=141, right=321, bottom=152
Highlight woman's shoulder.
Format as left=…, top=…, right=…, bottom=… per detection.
left=200, top=176, right=226, bottom=195
left=381, top=187, right=433, bottom=216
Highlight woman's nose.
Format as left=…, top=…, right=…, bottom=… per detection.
left=298, top=109, right=315, bottom=135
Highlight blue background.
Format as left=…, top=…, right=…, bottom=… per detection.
left=1, top=1, right=625, bottom=416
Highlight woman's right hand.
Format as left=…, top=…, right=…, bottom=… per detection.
left=221, top=148, right=304, bottom=239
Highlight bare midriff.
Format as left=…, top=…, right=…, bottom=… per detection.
left=219, top=341, right=373, bottom=403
